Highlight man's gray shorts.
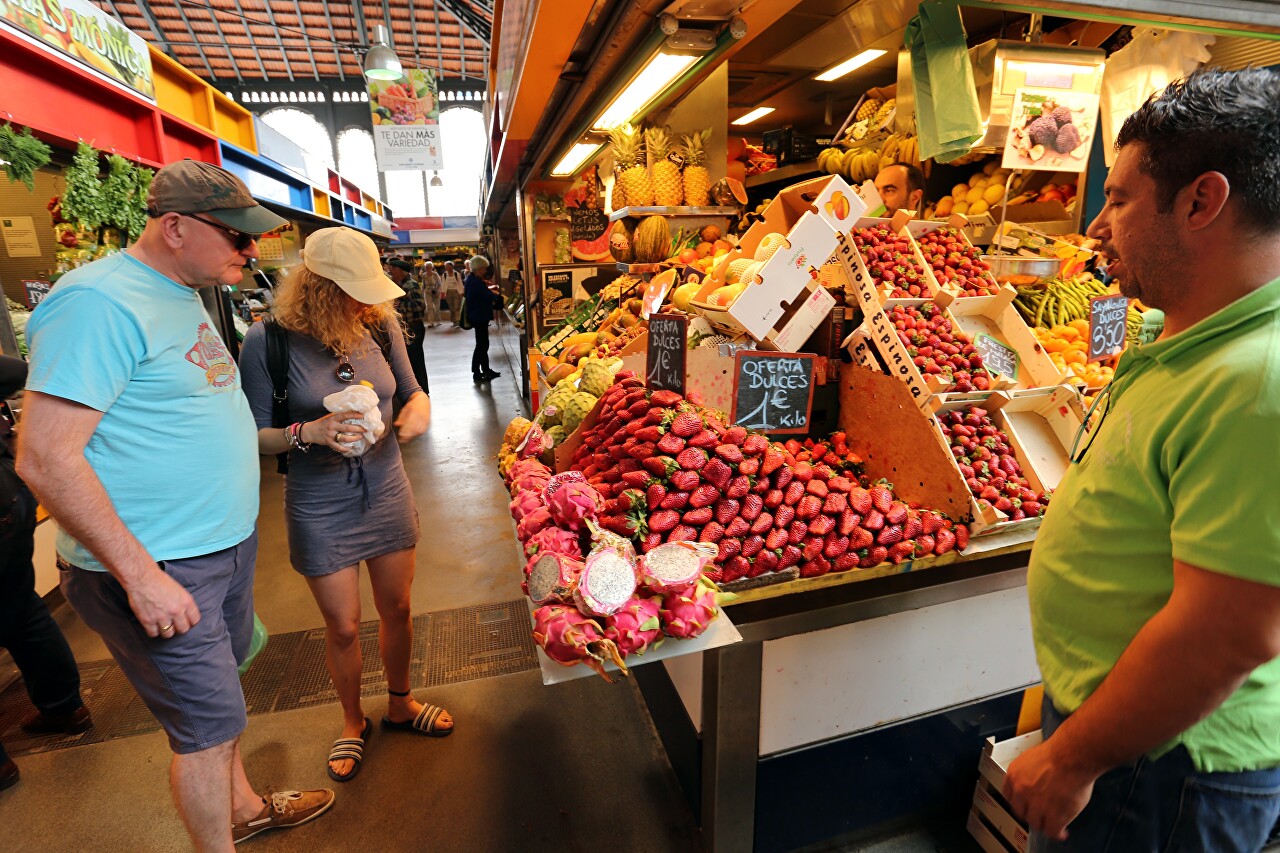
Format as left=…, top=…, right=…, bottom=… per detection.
left=59, top=530, right=257, bottom=754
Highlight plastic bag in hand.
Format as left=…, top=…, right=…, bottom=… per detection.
left=321, top=381, right=383, bottom=457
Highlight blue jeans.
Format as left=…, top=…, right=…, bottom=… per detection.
left=1031, top=697, right=1280, bottom=853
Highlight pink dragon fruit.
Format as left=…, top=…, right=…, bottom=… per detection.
left=512, top=470, right=552, bottom=496
left=604, top=595, right=664, bottom=657
left=524, top=527, right=583, bottom=560
left=573, top=544, right=639, bottom=617
left=659, top=578, right=736, bottom=640
left=546, top=480, right=604, bottom=531
left=532, top=604, right=628, bottom=682
left=509, top=489, right=546, bottom=524
left=515, top=506, right=554, bottom=543
left=640, top=542, right=717, bottom=594
left=523, top=553, right=583, bottom=605
left=505, top=459, right=551, bottom=489
left=516, top=422, right=548, bottom=459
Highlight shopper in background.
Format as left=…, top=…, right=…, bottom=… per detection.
left=873, top=162, right=927, bottom=217
left=387, top=258, right=430, bottom=393
left=240, top=227, right=450, bottom=785
left=465, top=255, right=501, bottom=382
left=442, top=261, right=464, bottom=326
left=0, top=355, right=93, bottom=795
left=421, top=260, right=443, bottom=328
left=16, top=159, right=334, bottom=848
left=1004, top=68, right=1280, bottom=852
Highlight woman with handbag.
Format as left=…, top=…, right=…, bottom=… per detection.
left=240, top=227, right=452, bottom=783
left=464, top=255, right=501, bottom=382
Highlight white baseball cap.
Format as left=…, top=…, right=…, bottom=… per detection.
left=302, top=227, right=405, bottom=304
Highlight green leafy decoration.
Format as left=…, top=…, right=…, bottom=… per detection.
left=99, top=154, right=154, bottom=242
left=61, top=142, right=109, bottom=231
left=0, top=124, right=52, bottom=192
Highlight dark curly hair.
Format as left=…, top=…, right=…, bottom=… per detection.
left=1116, top=67, right=1280, bottom=233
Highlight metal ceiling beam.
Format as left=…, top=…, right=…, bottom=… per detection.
left=430, top=0, right=446, bottom=76
left=228, top=0, right=272, bottom=79
left=352, top=0, right=370, bottom=45
left=128, top=0, right=174, bottom=54
left=435, top=0, right=490, bottom=44
left=199, top=0, right=244, bottom=83
left=171, top=0, right=219, bottom=79
left=291, top=0, right=322, bottom=80
left=255, top=0, right=297, bottom=81
left=319, top=0, right=348, bottom=80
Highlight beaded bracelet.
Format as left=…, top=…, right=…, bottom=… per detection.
left=286, top=422, right=311, bottom=452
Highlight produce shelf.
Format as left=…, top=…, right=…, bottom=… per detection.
left=744, top=159, right=821, bottom=189
left=609, top=206, right=738, bottom=222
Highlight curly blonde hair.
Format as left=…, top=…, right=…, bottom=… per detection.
left=271, top=264, right=404, bottom=355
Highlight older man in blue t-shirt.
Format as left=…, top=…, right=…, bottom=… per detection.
left=18, top=160, right=333, bottom=848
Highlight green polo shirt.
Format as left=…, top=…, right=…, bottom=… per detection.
left=1028, top=275, right=1280, bottom=773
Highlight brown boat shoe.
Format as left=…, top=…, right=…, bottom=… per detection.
left=232, top=787, right=335, bottom=845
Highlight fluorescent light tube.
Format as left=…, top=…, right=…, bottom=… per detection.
left=814, top=49, right=887, bottom=82
left=550, top=142, right=603, bottom=177
left=732, top=107, right=775, bottom=126
left=592, top=51, right=701, bottom=131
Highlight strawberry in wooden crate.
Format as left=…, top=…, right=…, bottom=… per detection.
left=889, top=302, right=993, bottom=392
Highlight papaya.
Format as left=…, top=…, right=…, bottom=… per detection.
left=546, top=363, right=576, bottom=386
left=562, top=342, right=596, bottom=364
left=618, top=313, right=639, bottom=329
left=626, top=298, right=643, bottom=314
left=562, top=332, right=599, bottom=350
left=538, top=355, right=560, bottom=375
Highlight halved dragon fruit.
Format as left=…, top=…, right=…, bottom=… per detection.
left=523, top=526, right=583, bottom=560
left=546, top=480, right=604, bottom=531
left=515, top=422, right=548, bottom=459
left=603, top=595, right=664, bottom=657
left=659, top=578, right=736, bottom=640
left=523, top=553, right=583, bottom=605
left=573, top=545, right=639, bottom=618
left=532, top=604, right=628, bottom=682
left=640, top=541, right=717, bottom=594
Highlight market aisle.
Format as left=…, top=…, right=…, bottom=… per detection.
left=0, top=319, right=701, bottom=852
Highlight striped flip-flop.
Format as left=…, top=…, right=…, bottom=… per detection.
left=381, top=702, right=453, bottom=737
left=326, top=717, right=371, bottom=782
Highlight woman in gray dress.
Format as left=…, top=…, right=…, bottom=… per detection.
left=240, top=227, right=452, bottom=783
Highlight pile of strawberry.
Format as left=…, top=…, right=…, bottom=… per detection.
left=572, top=377, right=969, bottom=583
left=915, top=228, right=1000, bottom=298
left=890, top=302, right=992, bottom=393
left=939, top=406, right=1051, bottom=521
left=782, top=434, right=863, bottom=475
left=852, top=226, right=933, bottom=299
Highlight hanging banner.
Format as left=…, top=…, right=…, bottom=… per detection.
left=0, top=0, right=155, bottom=100
left=369, top=68, right=443, bottom=171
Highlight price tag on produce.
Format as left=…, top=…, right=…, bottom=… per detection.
left=974, top=334, right=1019, bottom=380
left=1088, top=293, right=1129, bottom=363
left=731, top=352, right=815, bottom=434
left=646, top=313, right=688, bottom=396
left=22, top=280, right=52, bottom=309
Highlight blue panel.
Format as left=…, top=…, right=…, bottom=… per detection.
left=392, top=230, right=412, bottom=244
left=220, top=143, right=312, bottom=212
left=353, top=210, right=372, bottom=230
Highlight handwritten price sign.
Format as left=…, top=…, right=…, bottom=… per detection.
left=1089, top=293, right=1129, bottom=362
left=646, top=314, right=688, bottom=395
left=974, top=334, right=1019, bottom=381
left=731, top=352, right=815, bottom=434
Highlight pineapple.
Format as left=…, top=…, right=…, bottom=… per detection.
left=681, top=128, right=712, bottom=207
left=607, top=124, right=632, bottom=209
left=612, top=123, right=654, bottom=207
left=645, top=126, right=683, bottom=206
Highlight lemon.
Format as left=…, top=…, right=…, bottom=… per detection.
left=952, top=200, right=970, bottom=215
left=935, top=196, right=955, bottom=216
left=968, top=200, right=990, bottom=216
left=983, top=161, right=999, bottom=176
left=965, top=186, right=985, bottom=204
left=968, top=172, right=986, bottom=187
left=983, top=184, right=1006, bottom=205
left=952, top=183, right=970, bottom=199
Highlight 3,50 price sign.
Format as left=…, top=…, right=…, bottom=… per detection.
left=1089, top=293, right=1129, bottom=362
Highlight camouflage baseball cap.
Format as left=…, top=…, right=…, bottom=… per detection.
left=147, top=159, right=288, bottom=235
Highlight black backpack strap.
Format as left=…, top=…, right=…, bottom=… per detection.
left=264, top=315, right=291, bottom=475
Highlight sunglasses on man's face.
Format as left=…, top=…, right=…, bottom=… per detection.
left=178, top=212, right=260, bottom=252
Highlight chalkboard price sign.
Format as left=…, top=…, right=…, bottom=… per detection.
left=731, top=352, right=816, bottom=434
left=1088, top=293, right=1129, bottom=362
left=569, top=208, right=609, bottom=242
left=646, top=313, right=688, bottom=395
left=974, top=333, right=1019, bottom=380
left=22, top=279, right=51, bottom=309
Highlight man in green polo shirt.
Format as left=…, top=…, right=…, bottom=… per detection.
left=1004, top=68, right=1280, bottom=851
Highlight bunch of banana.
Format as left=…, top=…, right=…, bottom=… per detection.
left=1013, top=273, right=1111, bottom=328
left=844, top=148, right=882, bottom=183
left=817, top=147, right=845, bottom=174
left=878, top=132, right=904, bottom=171
left=896, top=134, right=920, bottom=167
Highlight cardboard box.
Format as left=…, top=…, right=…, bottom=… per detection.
left=968, top=808, right=1019, bottom=853
left=988, top=387, right=1084, bottom=493
left=979, top=729, right=1044, bottom=789
left=692, top=175, right=865, bottom=351
left=973, top=779, right=1029, bottom=853
left=948, top=287, right=1071, bottom=394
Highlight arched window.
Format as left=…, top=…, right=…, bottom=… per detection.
left=260, top=107, right=335, bottom=170
left=337, top=127, right=378, bottom=201
left=427, top=106, right=486, bottom=218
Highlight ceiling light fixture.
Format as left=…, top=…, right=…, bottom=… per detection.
left=732, top=107, right=775, bottom=126
left=363, top=24, right=404, bottom=81
left=591, top=50, right=701, bottom=130
left=430, top=171, right=443, bottom=187
left=814, top=48, right=887, bottom=82
left=550, top=142, right=603, bottom=177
